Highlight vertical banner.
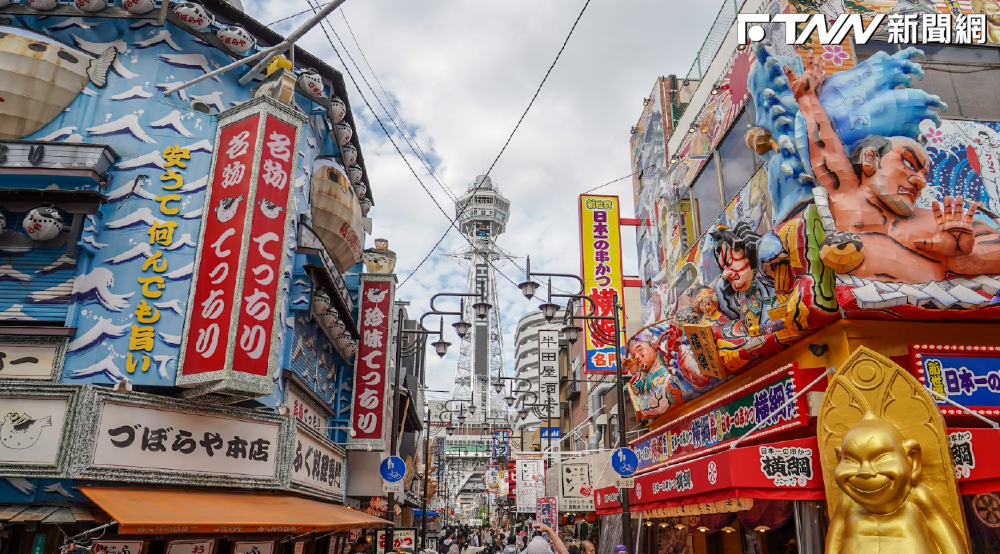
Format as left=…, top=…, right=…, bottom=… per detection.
left=578, top=195, right=625, bottom=373
left=348, top=274, right=396, bottom=451
left=492, top=429, right=512, bottom=457
left=536, top=497, right=558, bottom=527
left=177, top=98, right=305, bottom=396
left=516, top=457, right=545, bottom=513
left=537, top=329, right=561, bottom=419
left=485, top=465, right=501, bottom=491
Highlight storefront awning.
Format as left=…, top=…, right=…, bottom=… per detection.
left=594, top=436, right=824, bottom=515
left=80, top=487, right=391, bottom=535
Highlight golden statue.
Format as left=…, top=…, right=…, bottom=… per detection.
left=818, top=347, right=970, bottom=554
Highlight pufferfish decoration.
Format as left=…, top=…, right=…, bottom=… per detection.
left=123, top=0, right=156, bottom=14
left=329, top=96, right=347, bottom=123
left=74, top=0, right=108, bottom=12
left=173, top=2, right=214, bottom=32
left=23, top=206, right=65, bottom=241
left=216, top=25, right=255, bottom=54
left=25, top=0, right=59, bottom=9
left=297, top=69, right=325, bottom=101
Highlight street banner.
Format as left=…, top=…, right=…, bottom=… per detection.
left=536, top=497, right=558, bottom=528
left=348, top=275, right=396, bottom=451
left=578, top=195, right=625, bottom=373
left=516, top=457, right=545, bottom=513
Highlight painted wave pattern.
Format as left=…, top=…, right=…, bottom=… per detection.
left=7, top=16, right=343, bottom=404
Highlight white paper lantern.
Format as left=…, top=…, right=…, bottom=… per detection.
left=327, top=319, right=346, bottom=340
left=335, top=335, right=352, bottom=350
left=341, top=143, right=358, bottom=166
left=329, top=96, right=347, bottom=123
left=123, top=0, right=155, bottom=14
left=298, top=69, right=325, bottom=100
left=311, top=289, right=331, bottom=317
left=173, top=2, right=214, bottom=31
left=352, top=182, right=367, bottom=200
left=344, top=341, right=358, bottom=358
left=216, top=25, right=255, bottom=53
left=0, top=0, right=11, bottom=7
left=334, top=121, right=352, bottom=146
left=23, top=206, right=65, bottom=241
left=359, top=197, right=372, bottom=217
left=347, top=165, right=363, bottom=185
left=26, top=0, right=60, bottom=10
left=74, top=0, right=108, bottom=12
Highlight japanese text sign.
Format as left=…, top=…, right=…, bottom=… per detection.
left=92, top=401, right=279, bottom=477
left=348, top=275, right=395, bottom=450
left=516, top=457, right=545, bottom=513
left=630, top=364, right=813, bottom=472
left=291, top=429, right=346, bottom=500
left=376, top=529, right=415, bottom=554
left=234, top=543, right=273, bottom=554
left=578, top=195, right=625, bottom=373
left=177, top=98, right=304, bottom=397
left=559, top=462, right=594, bottom=512
left=536, top=497, right=558, bottom=528
left=537, top=330, right=561, bottom=418
left=493, top=429, right=511, bottom=457
left=165, top=541, right=214, bottom=554
left=94, top=542, right=143, bottom=554
left=910, top=345, right=1000, bottom=412
left=0, top=343, right=59, bottom=379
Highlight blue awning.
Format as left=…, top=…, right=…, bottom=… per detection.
left=413, top=510, right=439, bottom=518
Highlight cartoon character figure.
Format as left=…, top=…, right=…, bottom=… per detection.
left=0, top=412, right=52, bottom=449
left=826, top=413, right=968, bottom=554
left=622, top=339, right=682, bottom=418
left=790, top=50, right=1000, bottom=281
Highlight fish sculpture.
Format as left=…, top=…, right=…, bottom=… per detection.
left=0, top=25, right=117, bottom=140
left=0, top=412, right=52, bottom=450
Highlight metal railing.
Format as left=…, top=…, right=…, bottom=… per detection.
left=682, top=0, right=748, bottom=84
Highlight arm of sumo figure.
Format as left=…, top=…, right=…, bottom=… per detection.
left=912, top=485, right=969, bottom=554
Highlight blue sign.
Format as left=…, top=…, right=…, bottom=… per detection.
left=611, top=448, right=639, bottom=476
left=539, top=427, right=561, bottom=439
left=380, top=456, right=406, bottom=482
left=912, top=346, right=1000, bottom=409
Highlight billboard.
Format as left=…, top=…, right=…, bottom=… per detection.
left=347, top=275, right=396, bottom=451
left=579, top=195, right=626, bottom=373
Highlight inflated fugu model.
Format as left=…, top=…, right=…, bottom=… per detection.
left=0, top=25, right=116, bottom=140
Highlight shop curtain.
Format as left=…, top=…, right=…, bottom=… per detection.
left=792, top=500, right=827, bottom=554
left=737, top=499, right=793, bottom=532
left=963, top=493, right=1000, bottom=553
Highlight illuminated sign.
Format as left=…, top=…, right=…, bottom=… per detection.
left=579, top=195, right=625, bottom=373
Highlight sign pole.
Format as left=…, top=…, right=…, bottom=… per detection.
left=386, top=314, right=404, bottom=554
left=612, top=292, right=634, bottom=554
left=421, top=368, right=431, bottom=550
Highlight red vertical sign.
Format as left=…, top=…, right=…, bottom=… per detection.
left=231, top=115, right=296, bottom=376
left=536, top=497, right=558, bottom=528
left=182, top=114, right=260, bottom=374
left=349, top=277, right=394, bottom=447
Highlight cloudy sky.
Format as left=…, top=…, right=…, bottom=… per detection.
left=245, top=0, right=722, bottom=398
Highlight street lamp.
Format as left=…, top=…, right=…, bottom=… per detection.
left=517, top=279, right=539, bottom=300
left=519, top=254, right=636, bottom=554
left=561, top=325, right=582, bottom=344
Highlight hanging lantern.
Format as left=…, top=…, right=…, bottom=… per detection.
left=298, top=69, right=325, bottom=100
left=327, top=318, right=346, bottom=340
left=352, top=182, right=367, bottom=200
left=74, top=0, right=108, bottom=11
left=335, top=335, right=352, bottom=350
left=123, top=0, right=156, bottom=13
left=347, top=164, right=363, bottom=185
left=173, top=2, right=214, bottom=31
left=341, top=143, right=358, bottom=166
left=359, top=197, right=372, bottom=217
left=26, top=0, right=59, bottom=10
left=216, top=25, right=255, bottom=53
left=311, top=289, right=331, bottom=317
left=334, top=122, right=353, bottom=146
left=23, top=206, right=65, bottom=241
left=329, top=96, right=347, bottom=123
left=344, top=340, right=358, bottom=358
left=0, top=0, right=11, bottom=7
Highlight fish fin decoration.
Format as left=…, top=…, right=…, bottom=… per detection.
left=38, top=416, right=52, bottom=427
left=87, top=46, right=118, bottom=88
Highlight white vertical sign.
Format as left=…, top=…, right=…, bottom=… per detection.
left=516, top=457, right=545, bottom=513
left=537, top=330, right=561, bottom=418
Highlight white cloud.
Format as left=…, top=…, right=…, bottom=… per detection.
left=246, top=0, right=720, bottom=393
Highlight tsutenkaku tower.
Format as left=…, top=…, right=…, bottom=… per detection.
left=448, top=175, right=512, bottom=423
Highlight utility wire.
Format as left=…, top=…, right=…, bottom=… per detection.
left=585, top=164, right=653, bottom=194
left=265, top=0, right=336, bottom=26
left=339, top=10, right=457, bottom=202
left=305, top=0, right=524, bottom=293
left=401, top=0, right=595, bottom=286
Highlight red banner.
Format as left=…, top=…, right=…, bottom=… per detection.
left=349, top=276, right=395, bottom=448
left=181, top=114, right=260, bottom=375
left=231, top=115, right=295, bottom=376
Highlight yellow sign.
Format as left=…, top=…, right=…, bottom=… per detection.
left=579, top=195, right=625, bottom=373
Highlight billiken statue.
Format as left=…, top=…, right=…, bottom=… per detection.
left=826, top=412, right=968, bottom=554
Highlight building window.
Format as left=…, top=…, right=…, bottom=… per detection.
left=854, top=41, right=1000, bottom=121
left=718, top=110, right=761, bottom=203
left=692, top=155, right=721, bottom=235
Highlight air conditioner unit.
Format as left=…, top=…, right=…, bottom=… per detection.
left=564, top=380, right=580, bottom=401
left=560, top=401, right=569, bottom=414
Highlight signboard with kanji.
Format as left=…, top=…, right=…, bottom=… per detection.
left=910, top=344, right=1000, bottom=413
left=578, top=195, right=625, bottom=373
left=516, top=457, right=545, bottom=513
left=348, top=274, right=396, bottom=451
left=290, top=427, right=346, bottom=501
left=376, top=529, right=415, bottom=554
left=537, top=329, right=561, bottom=418
left=176, top=98, right=305, bottom=397
left=536, top=497, right=558, bottom=528
left=629, top=364, right=816, bottom=472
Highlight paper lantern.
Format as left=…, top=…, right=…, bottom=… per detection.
left=74, top=0, right=108, bottom=11
left=344, top=341, right=358, bottom=358
left=327, top=318, right=346, bottom=340
left=23, top=206, right=65, bottom=241
left=173, top=2, right=214, bottom=31
left=298, top=69, right=325, bottom=100
left=340, top=143, right=357, bottom=166
left=123, top=0, right=156, bottom=13
left=311, top=289, right=331, bottom=316
left=359, top=197, right=372, bottom=217
left=26, top=0, right=59, bottom=10
left=334, top=121, right=352, bottom=146
left=352, top=182, right=367, bottom=200
left=216, top=25, right=255, bottom=53
left=329, top=96, right=347, bottom=123
left=0, top=0, right=10, bottom=7
left=347, top=164, right=363, bottom=184
left=335, top=335, right=352, bottom=350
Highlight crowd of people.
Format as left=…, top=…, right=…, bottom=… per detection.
left=429, top=523, right=600, bottom=554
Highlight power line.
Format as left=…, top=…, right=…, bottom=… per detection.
left=585, top=164, right=653, bottom=194
left=304, top=0, right=524, bottom=293
left=400, top=0, right=594, bottom=286
left=339, top=10, right=457, bottom=202
left=265, top=0, right=336, bottom=26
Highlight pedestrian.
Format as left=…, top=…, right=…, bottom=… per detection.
left=581, top=541, right=596, bottom=554
left=352, top=538, right=369, bottom=554
left=527, top=523, right=569, bottom=554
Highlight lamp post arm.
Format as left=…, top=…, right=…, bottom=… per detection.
left=526, top=271, right=585, bottom=296
left=428, top=292, right=484, bottom=314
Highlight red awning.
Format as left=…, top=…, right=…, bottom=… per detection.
left=952, top=428, right=1000, bottom=495
left=594, top=436, right=823, bottom=515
